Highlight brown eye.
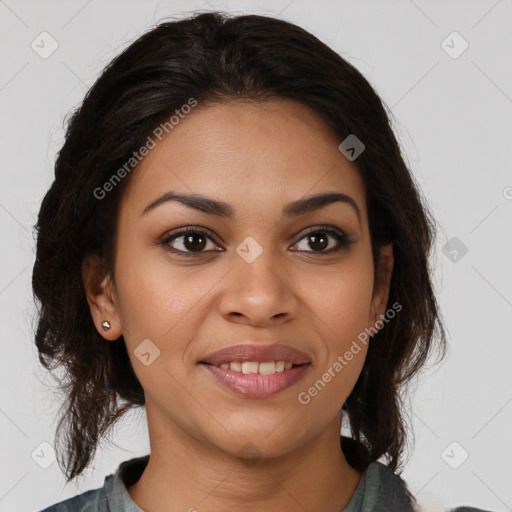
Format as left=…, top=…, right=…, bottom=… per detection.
left=160, top=227, right=222, bottom=256
left=292, top=226, right=354, bottom=254
left=306, top=232, right=329, bottom=251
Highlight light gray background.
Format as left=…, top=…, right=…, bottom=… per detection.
left=1, top=1, right=511, bottom=511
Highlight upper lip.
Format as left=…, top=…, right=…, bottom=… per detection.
left=200, top=343, right=311, bottom=366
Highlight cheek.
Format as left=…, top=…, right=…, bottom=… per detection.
left=113, top=249, right=224, bottom=392
left=298, top=256, right=374, bottom=408
left=306, top=262, right=374, bottom=346
left=113, top=232, right=200, bottom=336
left=299, top=272, right=372, bottom=413
left=112, top=262, right=206, bottom=396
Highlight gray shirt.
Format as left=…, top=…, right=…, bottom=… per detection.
left=38, top=454, right=493, bottom=512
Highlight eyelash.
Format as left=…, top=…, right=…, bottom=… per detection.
left=159, top=225, right=354, bottom=258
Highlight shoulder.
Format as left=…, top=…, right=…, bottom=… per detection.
left=37, top=481, right=110, bottom=511
left=365, top=463, right=493, bottom=512
left=369, top=461, right=417, bottom=511
left=343, top=460, right=417, bottom=511
left=37, top=454, right=149, bottom=512
left=368, top=463, right=493, bottom=512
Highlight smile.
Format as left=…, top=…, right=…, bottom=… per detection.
left=200, top=361, right=311, bottom=398
left=214, top=360, right=294, bottom=374
left=198, top=343, right=312, bottom=397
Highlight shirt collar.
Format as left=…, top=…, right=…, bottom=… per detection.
left=105, top=454, right=150, bottom=512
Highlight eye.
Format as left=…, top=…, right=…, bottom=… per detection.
left=160, top=224, right=354, bottom=258
left=160, top=227, right=222, bottom=257
left=292, top=225, right=354, bottom=255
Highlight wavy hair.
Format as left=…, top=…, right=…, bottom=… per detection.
left=32, top=11, right=447, bottom=483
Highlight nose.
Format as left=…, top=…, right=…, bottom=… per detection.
left=217, top=244, right=300, bottom=327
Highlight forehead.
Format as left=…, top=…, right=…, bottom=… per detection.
left=122, top=99, right=367, bottom=221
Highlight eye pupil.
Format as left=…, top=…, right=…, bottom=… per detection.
left=308, top=233, right=329, bottom=251
left=185, top=233, right=206, bottom=251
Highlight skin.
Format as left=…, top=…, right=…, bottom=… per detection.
left=83, top=98, right=393, bottom=512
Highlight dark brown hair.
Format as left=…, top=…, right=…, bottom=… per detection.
left=32, top=11, right=446, bottom=484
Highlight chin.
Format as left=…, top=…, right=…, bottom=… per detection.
left=205, top=421, right=316, bottom=462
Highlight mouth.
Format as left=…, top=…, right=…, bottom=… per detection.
left=201, top=360, right=305, bottom=374
left=199, top=342, right=311, bottom=366
left=198, top=343, right=311, bottom=398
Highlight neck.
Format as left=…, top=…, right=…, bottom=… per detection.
left=128, top=409, right=361, bottom=512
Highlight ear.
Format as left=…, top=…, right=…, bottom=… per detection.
left=369, top=243, right=394, bottom=325
left=82, top=254, right=122, bottom=341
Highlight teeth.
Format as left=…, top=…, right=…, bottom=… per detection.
left=241, top=361, right=259, bottom=374
left=258, top=361, right=276, bottom=375
left=215, top=360, right=296, bottom=374
left=230, top=361, right=242, bottom=372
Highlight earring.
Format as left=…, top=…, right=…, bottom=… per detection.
left=101, top=321, right=111, bottom=332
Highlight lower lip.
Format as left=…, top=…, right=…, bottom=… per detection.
left=201, top=363, right=310, bottom=398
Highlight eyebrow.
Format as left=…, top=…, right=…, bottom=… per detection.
left=142, top=190, right=361, bottom=224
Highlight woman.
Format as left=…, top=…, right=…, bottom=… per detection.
left=33, top=11, right=487, bottom=512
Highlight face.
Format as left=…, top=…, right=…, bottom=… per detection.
left=84, top=99, right=393, bottom=460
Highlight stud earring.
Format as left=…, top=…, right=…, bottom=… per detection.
left=101, top=321, right=111, bottom=332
